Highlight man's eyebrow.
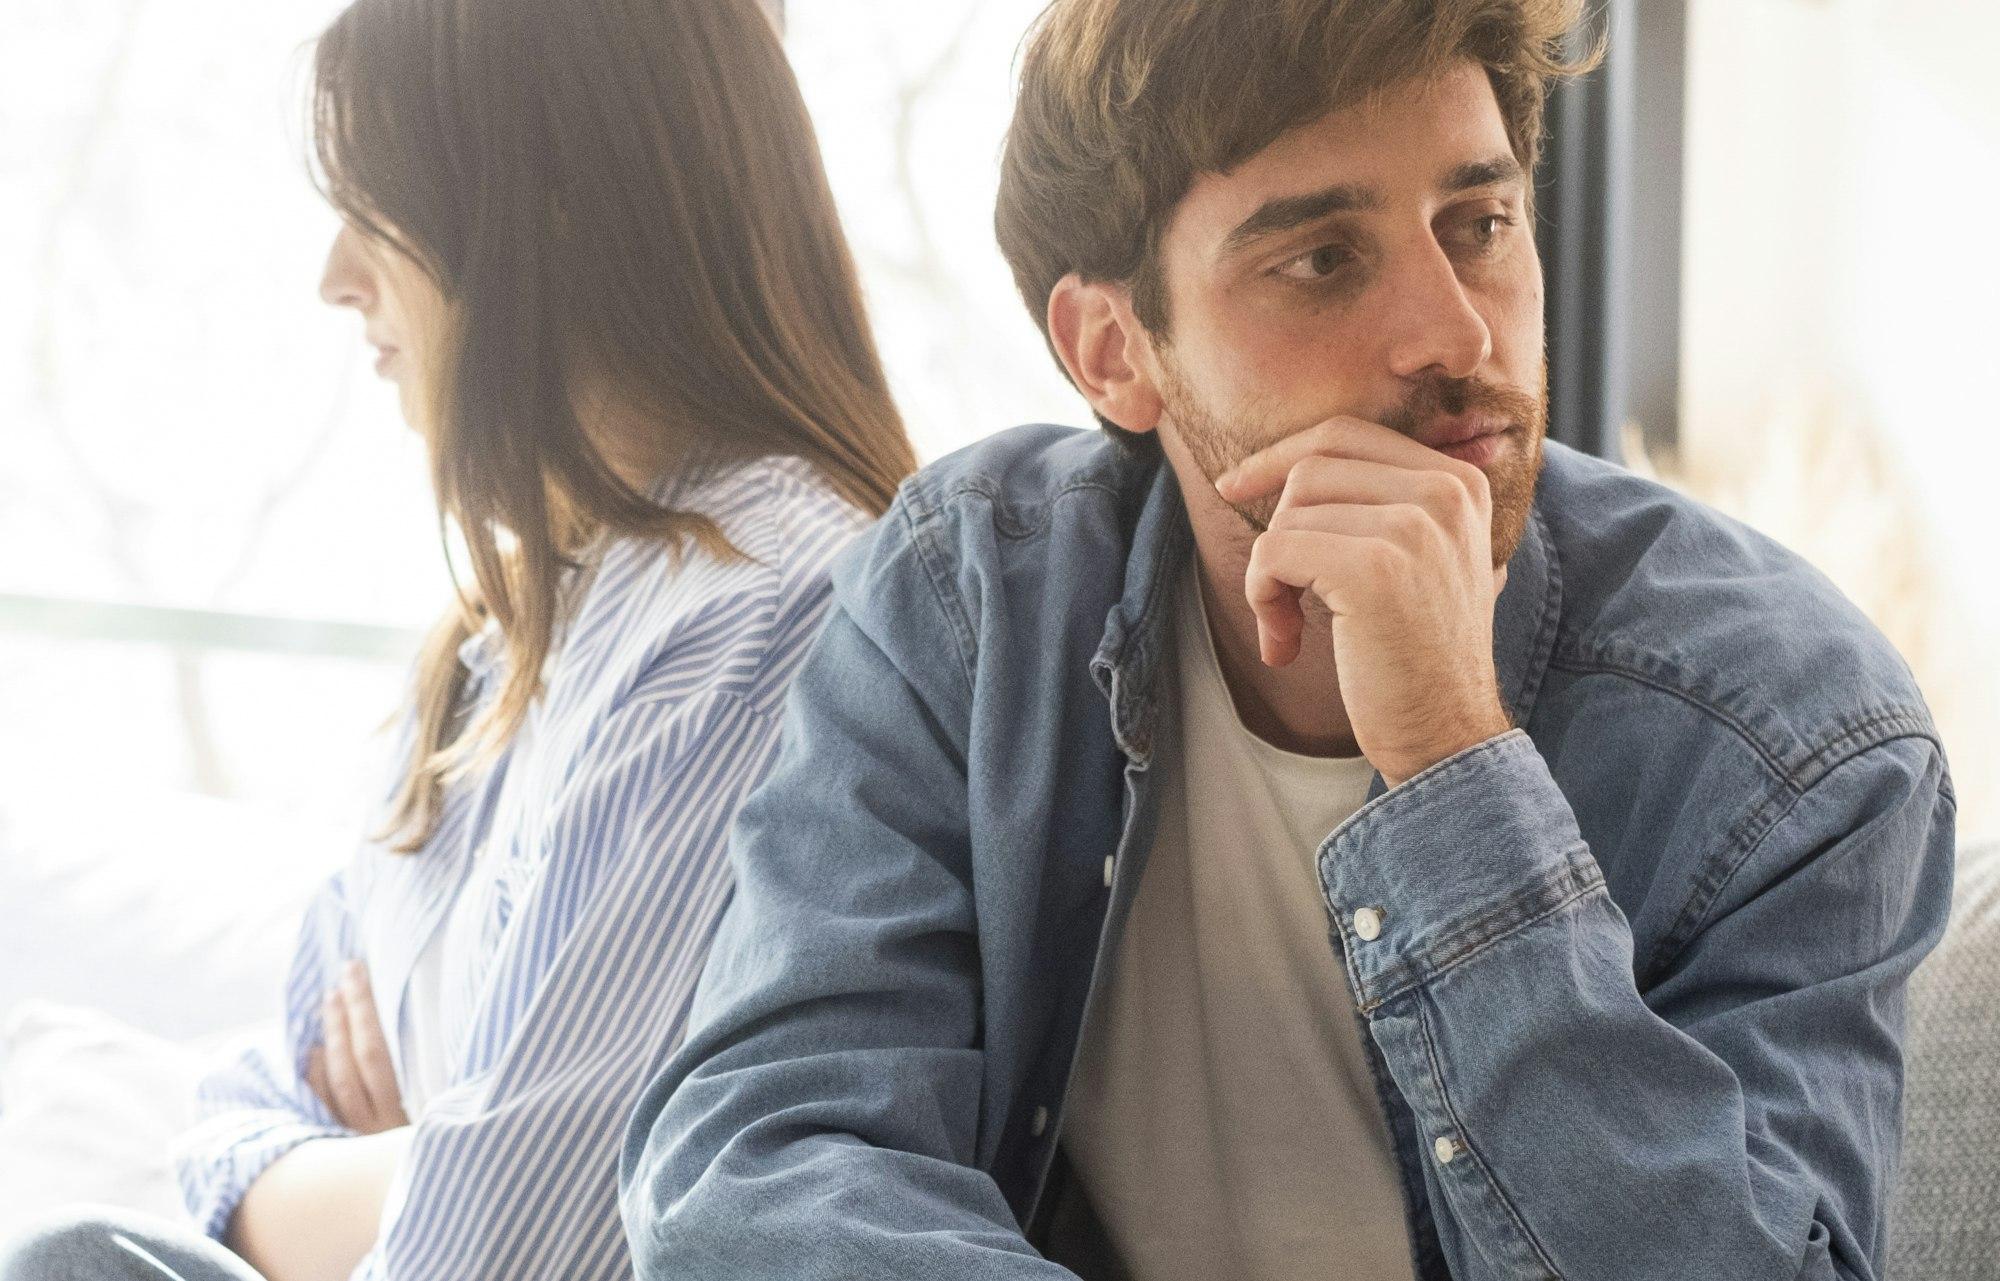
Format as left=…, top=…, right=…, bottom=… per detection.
left=1443, top=154, right=1527, bottom=194
left=1217, top=156, right=1525, bottom=259
left=1219, top=182, right=1380, bottom=257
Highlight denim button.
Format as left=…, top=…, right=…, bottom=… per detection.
left=1434, top=1135, right=1462, bottom=1165
left=1352, top=907, right=1384, bottom=941
left=1031, top=1106, right=1050, bottom=1138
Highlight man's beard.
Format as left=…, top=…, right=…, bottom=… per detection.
left=1162, top=360, right=1549, bottom=570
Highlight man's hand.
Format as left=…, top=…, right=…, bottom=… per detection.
left=1215, top=416, right=1514, bottom=787
left=307, top=960, right=410, bottom=1135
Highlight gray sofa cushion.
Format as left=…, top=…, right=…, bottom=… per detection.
left=1891, top=838, right=2000, bottom=1278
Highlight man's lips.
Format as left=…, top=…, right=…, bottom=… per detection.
left=1417, top=415, right=1515, bottom=467
left=1419, top=415, right=1511, bottom=451
left=1434, top=426, right=1514, bottom=467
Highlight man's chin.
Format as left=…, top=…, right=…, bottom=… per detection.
left=1227, top=495, right=1282, bottom=534
left=1488, top=431, right=1545, bottom=569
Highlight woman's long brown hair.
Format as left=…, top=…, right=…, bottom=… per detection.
left=312, top=0, right=915, bottom=851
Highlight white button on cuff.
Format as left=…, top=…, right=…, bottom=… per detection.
left=1434, top=1135, right=1462, bottom=1165
left=1031, top=1106, right=1050, bottom=1138
left=1351, top=907, right=1385, bottom=941
left=1102, top=856, right=1115, bottom=889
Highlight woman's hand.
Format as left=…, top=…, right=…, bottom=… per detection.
left=307, top=960, right=410, bottom=1134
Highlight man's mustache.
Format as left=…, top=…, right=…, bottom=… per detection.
left=1380, top=374, right=1547, bottom=440
left=1221, top=374, right=1546, bottom=534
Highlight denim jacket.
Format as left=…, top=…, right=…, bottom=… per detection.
left=620, top=425, right=1955, bottom=1281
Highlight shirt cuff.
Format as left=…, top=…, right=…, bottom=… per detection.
left=178, top=1115, right=348, bottom=1241
left=1315, top=728, right=1606, bottom=1013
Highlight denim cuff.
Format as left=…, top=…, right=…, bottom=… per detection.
left=1316, top=729, right=1606, bottom=1013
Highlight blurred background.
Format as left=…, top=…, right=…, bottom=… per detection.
left=1, top=0, right=1995, bottom=1044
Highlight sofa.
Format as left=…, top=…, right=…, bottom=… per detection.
left=1891, top=837, right=2000, bottom=1277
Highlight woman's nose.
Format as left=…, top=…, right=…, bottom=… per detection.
left=319, top=224, right=376, bottom=311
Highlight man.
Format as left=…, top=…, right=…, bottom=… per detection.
left=619, top=1, right=1955, bottom=1277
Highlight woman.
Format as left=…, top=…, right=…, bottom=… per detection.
left=0, top=0, right=913, bottom=1277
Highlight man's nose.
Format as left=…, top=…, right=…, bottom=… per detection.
left=1380, top=241, right=1493, bottom=382
left=319, top=224, right=375, bottom=311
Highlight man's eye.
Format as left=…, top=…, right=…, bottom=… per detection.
left=1276, top=244, right=1354, bottom=282
left=1452, top=214, right=1514, bottom=252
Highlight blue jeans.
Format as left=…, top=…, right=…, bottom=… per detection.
left=0, top=1208, right=264, bottom=1281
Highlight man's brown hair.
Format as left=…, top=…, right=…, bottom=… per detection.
left=996, top=0, right=1596, bottom=358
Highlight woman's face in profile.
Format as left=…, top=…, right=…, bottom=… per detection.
left=319, top=221, right=444, bottom=433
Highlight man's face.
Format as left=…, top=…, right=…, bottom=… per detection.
left=1145, top=60, right=1548, bottom=567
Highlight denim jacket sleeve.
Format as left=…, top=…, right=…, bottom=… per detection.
left=619, top=507, right=1073, bottom=1280
left=1320, top=727, right=1955, bottom=1281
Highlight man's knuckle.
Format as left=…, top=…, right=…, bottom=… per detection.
left=1457, top=461, right=1491, bottom=499
left=1282, top=460, right=1324, bottom=499
left=1363, top=540, right=1403, bottom=582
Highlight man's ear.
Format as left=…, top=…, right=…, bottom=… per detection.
left=1047, top=274, right=1164, bottom=435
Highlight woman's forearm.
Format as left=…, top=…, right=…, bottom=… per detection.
left=225, top=1126, right=414, bottom=1281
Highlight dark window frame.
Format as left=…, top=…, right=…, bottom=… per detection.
left=1536, top=0, right=1688, bottom=463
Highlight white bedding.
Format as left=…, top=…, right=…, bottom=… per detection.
left=0, top=1002, right=226, bottom=1241
left=0, top=775, right=348, bottom=1042
left=0, top=775, right=349, bottom=1238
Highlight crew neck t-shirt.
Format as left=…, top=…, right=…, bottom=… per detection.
left=1063, top=563, right=1417, bottom=1281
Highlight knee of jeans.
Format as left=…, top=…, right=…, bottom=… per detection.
left=0, top=1208, right=133, bottom=1281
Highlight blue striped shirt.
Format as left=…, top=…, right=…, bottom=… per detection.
left=174, top=455, right=868, bottom=1279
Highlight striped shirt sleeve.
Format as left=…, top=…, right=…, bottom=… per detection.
left=172, top=457, right=856, bottom=1277
left=174, top=869, right=361, bottom=1238
left=352, top=686, right=782, bottom=1280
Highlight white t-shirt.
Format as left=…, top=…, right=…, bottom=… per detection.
left=398, top=585, right=579, bottom=1118
left=398, top=843, right=494, bottom=1119
left=397, top=713, right=532, bottom=1120
left=398, top=649, right=548, bottom=1119
left=1064, top=563, right=1417, bottom=1281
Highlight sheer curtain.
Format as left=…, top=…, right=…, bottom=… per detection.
left=1677, top=0, right=2000, bottom=839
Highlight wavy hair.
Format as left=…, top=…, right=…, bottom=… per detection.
left=312, top=0, right=914, bottom=850
left=996, top=0, right=1600, bottom=427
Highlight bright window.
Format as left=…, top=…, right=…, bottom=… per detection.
left=0, top=0, right=1073, bottom=827
left=6, top=0, right=1992, bottom=842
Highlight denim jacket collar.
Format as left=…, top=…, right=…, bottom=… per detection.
left=1088, top=457, right=1192, bottom=768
